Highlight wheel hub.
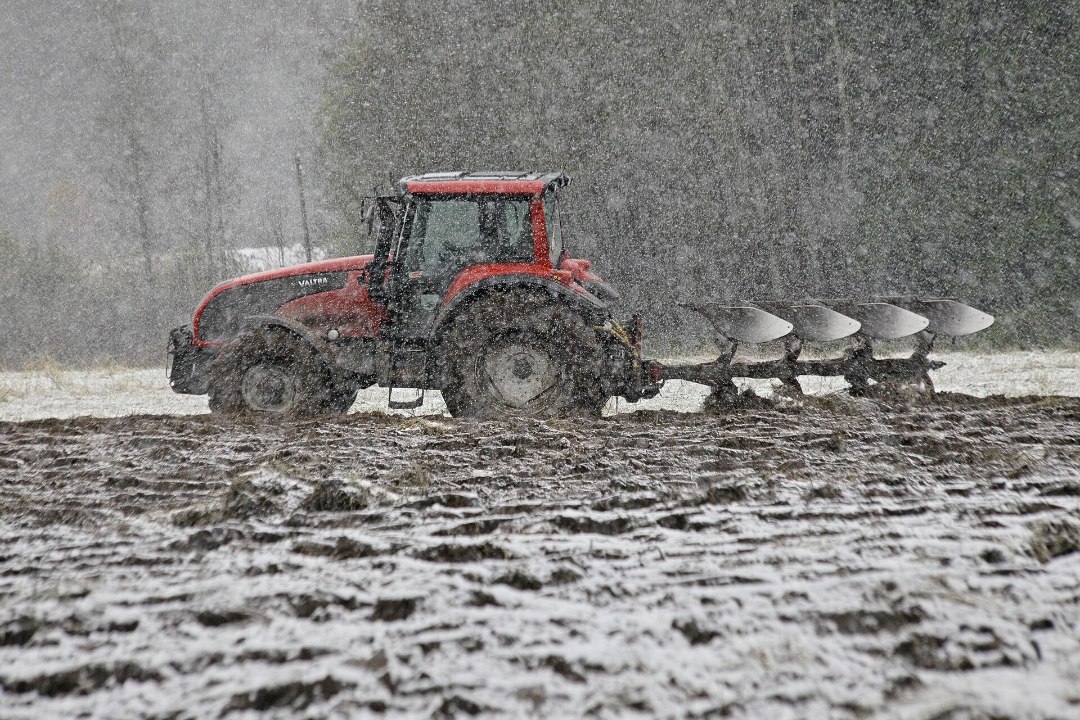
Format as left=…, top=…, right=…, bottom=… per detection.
left=483, top=342, right=558, bottom=407
left=512, top=357, right=534, bottom=379
left=240, top=365, right=296, bottom=412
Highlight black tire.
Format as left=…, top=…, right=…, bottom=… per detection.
left=328, top=388, right=358, bottom=414
left=207, top=327, right=346, bottom=416
left=441, top=291, right=607, bottom=419
left=440, top=380, right=469, bottom=418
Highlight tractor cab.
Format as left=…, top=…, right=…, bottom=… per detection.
left=367, top=172, right=574, bottom=340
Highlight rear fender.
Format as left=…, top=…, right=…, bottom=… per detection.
left=429, top=276, right=608, bottom=391
left=434, top=274, right=608, bottom=335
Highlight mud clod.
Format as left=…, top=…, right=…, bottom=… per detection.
left=221, top=475, right=283, bottom=519
left=433, top=694, right=486, bottom=718
left=548, top=567, right=583, bottom=585
left=3, top=662, right=162, bottom=697
left=673, top=618, right=721, bottom=645
left=292, top=535, right=382, bottom=559
left=552, top=513, right=642, bottom=535
left=370, top=597, right=420, bottom=622
left=494, top=570, right=543, bottom=591
left=702, top=389, right=775, bottom=412
left=288, top=592, right=360, bottom=618
left=804, top=483, right=844, bottom=501
left=542, top=655, right=587, bottom=683
left=1029, top=519, right=1080, bottom=563
left=172, top=527, right=245, bottom=552
left=194, top=609, right=251, bottom=627
left=415, top=541, right=515, bottom=563
left=221, top=675, right=348, bottom=714
left=820, top=606, right=926, bottom=635
left=703, top=480, right=750, bottom=504
left=0, top=617, right=38, bottom=647
left=1039, top=482, right=1080, bottom=497
left=466, top=590, right=501, bottom=607
left=302, top=479, right=369, bottom=512
left=895, top=633, right=951, bottom=670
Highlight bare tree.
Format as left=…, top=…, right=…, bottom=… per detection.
left=91, top=0, right=168, bottom=284
left=195, top=77, right=232, bottom=281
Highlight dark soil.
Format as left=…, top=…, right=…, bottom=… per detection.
left=1, top=393, right=1079, bottom=718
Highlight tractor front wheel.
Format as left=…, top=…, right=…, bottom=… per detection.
left=207, top=327, right=349, bottom=416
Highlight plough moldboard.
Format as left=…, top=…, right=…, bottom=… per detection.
left=660, top=297, right=994, bottom=395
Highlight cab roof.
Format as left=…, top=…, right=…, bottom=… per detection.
left=398, top=171, right=570, bottom=196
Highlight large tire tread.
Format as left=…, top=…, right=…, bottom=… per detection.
left=441, top=291, right=608, bottom=419
left=207, top=327, right=347, bottom=417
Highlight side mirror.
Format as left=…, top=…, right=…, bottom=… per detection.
left=359, top=203, right=374, bottom=236
left=359, top=186, right=379, bottom=235
left=362, top=204, right=376, bottom=235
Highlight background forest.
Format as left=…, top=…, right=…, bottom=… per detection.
left=1, top=0, right=1076, bottom=366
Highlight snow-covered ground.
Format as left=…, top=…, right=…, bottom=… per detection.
left=0, top=351, right=1076, bottom=422
left=2, top=351, right=1078, bottom=719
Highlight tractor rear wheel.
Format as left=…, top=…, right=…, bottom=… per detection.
left=442, top=292, right=606, bottom=419
left=207, top=327, right=348, bottom=416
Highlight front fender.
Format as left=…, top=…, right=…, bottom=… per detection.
left=243, top=315, right=336, bottom=361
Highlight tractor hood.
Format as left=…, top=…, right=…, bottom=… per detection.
left=193, top=255, right=373, bottom=345
left=218, top=255, right=373, bottom=287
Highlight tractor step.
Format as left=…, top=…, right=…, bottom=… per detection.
left=388, top=387, right=425, bottom=410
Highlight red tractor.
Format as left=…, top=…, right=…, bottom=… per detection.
left=168, top=172, right=659, bottom=417
left=167, top=171, right=993, bottom=417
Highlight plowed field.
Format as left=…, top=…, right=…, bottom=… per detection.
left=2, top=387, right=1079, bottom=718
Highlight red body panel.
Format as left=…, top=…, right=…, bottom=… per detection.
left=192, top=255, right=378, bottom=347
left=405, top=179, right=548, bottom=195
left=277, top=278, right=388, bottom=339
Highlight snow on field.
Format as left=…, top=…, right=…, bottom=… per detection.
left=2, top=388, right=1079, bottom=718
left=0, top=351, right=1076, bottom=422
left=2, top=350, right=1078, bottom=719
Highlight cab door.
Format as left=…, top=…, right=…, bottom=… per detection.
left=388, top=195, right=535, bottom=339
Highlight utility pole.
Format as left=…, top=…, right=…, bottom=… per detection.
left=295, top=154, right=313, bottom=262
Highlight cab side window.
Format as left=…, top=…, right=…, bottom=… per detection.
left=481, top=198, right=533, bottom=263
left=406, top=196, right=535, bottom=281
